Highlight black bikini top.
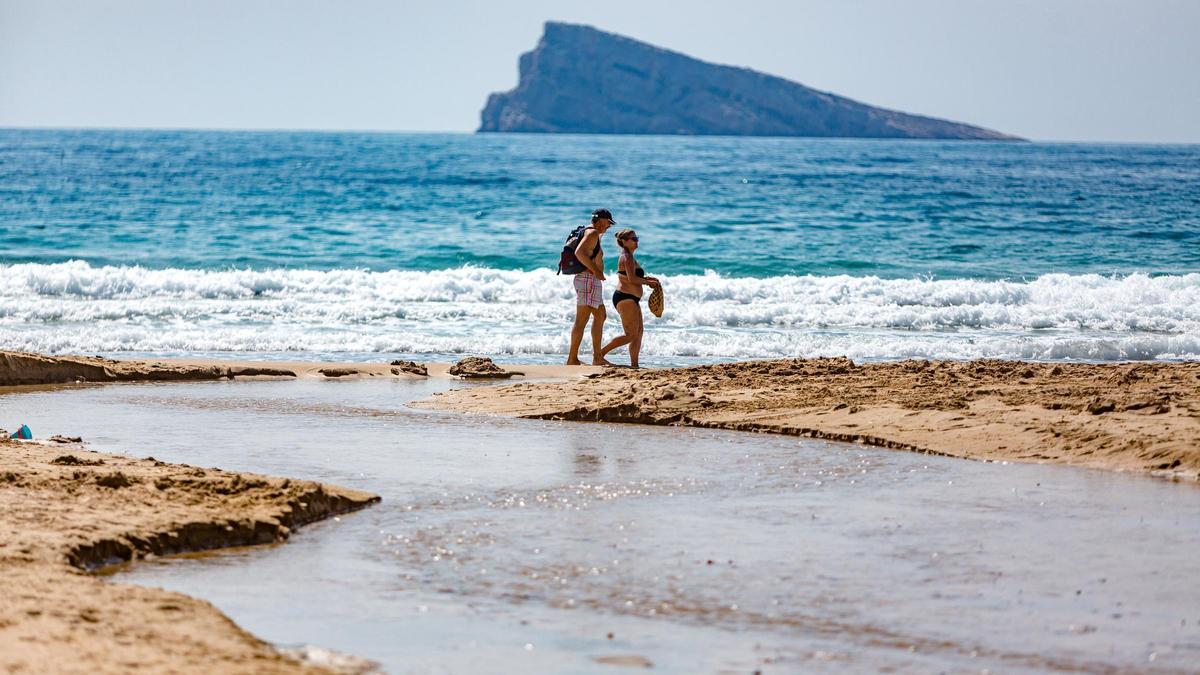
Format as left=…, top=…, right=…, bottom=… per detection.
left=618, top=266, right=645, bottom=277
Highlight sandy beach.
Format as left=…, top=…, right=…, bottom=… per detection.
left=0, top=436, right=378, bottom=673
left=0, top=349, right=584, bottom=672
left=3, top=350, right=1199, bottom=670
left=422, top=357, right=1200, bottom=480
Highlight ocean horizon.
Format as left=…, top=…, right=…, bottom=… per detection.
left=3, top=128, right=1198, bottom=364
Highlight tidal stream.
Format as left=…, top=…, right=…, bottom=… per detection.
left=4, top=378, right=1198, bottom=673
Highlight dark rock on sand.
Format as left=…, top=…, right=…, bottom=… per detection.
left=49, top=435, right=84, bottom=444
left=479, top=22, right=1020, bottom=140
left=318, top=368, right=358, bottom=378
left=95, top=472, right=136, bottom=489
left=448, top=357, right=523, bottom=379
left=389, top=360, right=429, bottom=376
left=51, top=454, right=103, bottom=466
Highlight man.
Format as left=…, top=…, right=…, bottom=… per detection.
left=567, top=208, right=615, bottom=366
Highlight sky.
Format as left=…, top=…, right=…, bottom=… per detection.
left=2, top=0, right=1198, bottom=142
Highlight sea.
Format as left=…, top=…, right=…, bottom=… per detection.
left=2, top=128, right=1198, bottom=364
left=6, top=130, right=1200, bottom=673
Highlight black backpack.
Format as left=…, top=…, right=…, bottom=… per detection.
left=557, top=225, right=590, bottom=275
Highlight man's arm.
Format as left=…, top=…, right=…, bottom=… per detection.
left=574, top=229, right=605, bottom=279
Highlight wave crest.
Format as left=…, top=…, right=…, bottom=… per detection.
left=3, top=261, right=1198, bottom=361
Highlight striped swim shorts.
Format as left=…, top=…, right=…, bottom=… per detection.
left=574, top=271, right=603, bottom=308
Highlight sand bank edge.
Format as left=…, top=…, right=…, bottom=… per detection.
left=0, top=440, right=381, bottom=674
left=417, top=358, right=1200, bottom=481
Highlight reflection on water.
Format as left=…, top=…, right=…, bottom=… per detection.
left=4, top=379, right=1199, bottom=673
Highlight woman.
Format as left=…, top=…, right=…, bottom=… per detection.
left=599, top=229, right=660, bottom=368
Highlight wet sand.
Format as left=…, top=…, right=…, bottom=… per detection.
left=3, top=350, right=1198, bottom=670
left=421, top=358, right=1200, bottom=479
left=0, top=437, right=378, bottom=673
left=26, top=377, right=1198, bottom=673
left=6, top=350, right=1198, bottom=478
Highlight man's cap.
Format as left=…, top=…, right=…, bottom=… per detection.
left=592, top=208, right=615, bottom=223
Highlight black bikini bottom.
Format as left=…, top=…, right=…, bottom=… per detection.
left=612, top=290, right=642, bottom=309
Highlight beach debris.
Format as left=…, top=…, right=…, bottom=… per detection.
left=48, top=435, right=83, bottom=444
left=448, top=357, right=523, bottom=379
left=95, top=472, right=136, bottom=489
left=390, top=359, right=429, bottom=376
left=592, top=654, right=653, bottom=668
left=318, top=368, right=359, bottom=378
left=51, top=454, right=103, bottom=466
left=226, top=366, right=297, bottom=378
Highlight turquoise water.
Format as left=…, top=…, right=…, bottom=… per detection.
left=2, top=129, right=1198, bottom=362
left=4, top=129, right=1199, bottom=277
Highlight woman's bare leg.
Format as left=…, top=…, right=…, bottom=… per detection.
left=628, top=305, right=644, bottom=368
left=603, top=300, right=641, bottom=365
left=600, top=334, right=631, bottom=358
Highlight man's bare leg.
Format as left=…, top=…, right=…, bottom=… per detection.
left=566, top=305, right=591, bottom=365
left=590, top=306, right=614, bottom=366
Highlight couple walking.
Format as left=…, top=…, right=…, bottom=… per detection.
left=564, top=208, right=661, bottom=369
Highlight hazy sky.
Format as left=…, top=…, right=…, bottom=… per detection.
left=2, top=0, right=1197, bottom=142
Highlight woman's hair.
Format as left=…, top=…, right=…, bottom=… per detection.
left=614, top=229, right=637, bottom=250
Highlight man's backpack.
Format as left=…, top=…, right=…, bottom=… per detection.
left=557, top=225, right=590, bottom=275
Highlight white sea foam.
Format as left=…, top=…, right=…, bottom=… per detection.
left=3, top=261, right=1199, bottom=362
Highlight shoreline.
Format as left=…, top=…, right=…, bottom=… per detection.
left=6, top=349, right=1200, bottom=478
left=0, top=437, right=379, bottom=673
left=419, top=357, right=1200, bottom=481
left=0, top=350, right=597, bottom=387
left=4, top=350, right=1198, bottom=479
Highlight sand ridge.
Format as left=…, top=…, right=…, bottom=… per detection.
left=0, top=438, right=380, bottom=674
left=419, top=358, right=1200, bottom=480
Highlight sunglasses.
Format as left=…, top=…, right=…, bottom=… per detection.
left=623, top=236, right=639, bottom=242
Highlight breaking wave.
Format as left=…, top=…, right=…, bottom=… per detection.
left=3, top=261, right=1199, bottom=362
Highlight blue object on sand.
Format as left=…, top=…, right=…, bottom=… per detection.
left=11, top=424, right=32, bottom=440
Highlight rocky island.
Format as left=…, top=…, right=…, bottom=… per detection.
left=480, top=22, right=1019, bottom=140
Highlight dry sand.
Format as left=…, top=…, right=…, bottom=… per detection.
left=420, top=358, right=1200, bottom=480
left=0, top=438, right=379, bottom=674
